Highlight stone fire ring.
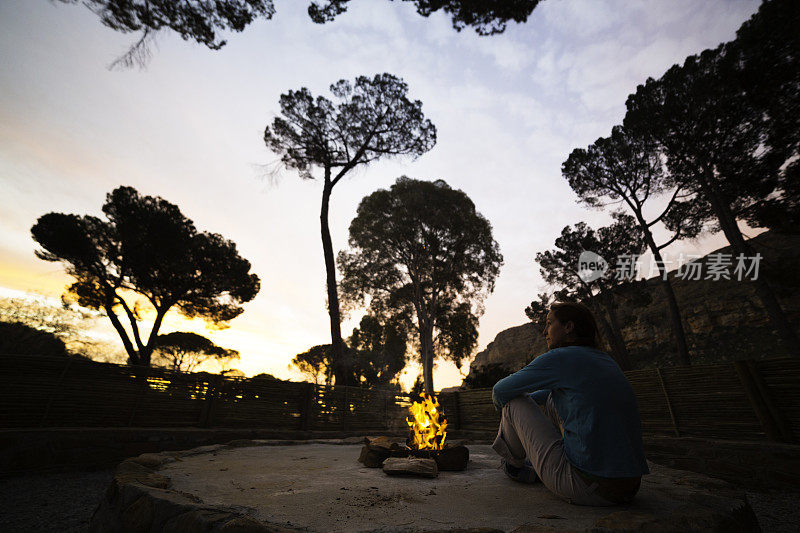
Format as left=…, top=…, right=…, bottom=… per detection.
left=91, top=438, right=759, bottom=532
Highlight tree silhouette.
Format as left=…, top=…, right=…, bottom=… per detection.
left=264, top=74, right=436, bottom=386
left=462, top=362, right=510, bottom=390
left=524, top=291, right=553, bottom=329
left=731, top=0, right=799, bottom=230
left=0, top=294, right=104, bottom=356
left=534, top=215, right=648, bottom=371
left=563, top=126, right=702, bottom=366
left=0, top=322, right=70, bottom=357
left=624, top=32, right=799, bottom=357
left=56, top=0, right=543, bottom=68
left=31, top=186, right=260, bottom=366
left=291, top=315, right=407, bottom=388
left=348, top=313, right=408, bottom=387
left=292, top=344, right=335, bottom=386
left=338, top=177, right=502, bottom=395
left=55, top=0, right=276, bottom=68
left=308, top=0, right=542, bottom=35
left=152, top=331, right=239, bottom=373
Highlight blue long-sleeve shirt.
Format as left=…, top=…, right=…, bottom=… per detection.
left=492, top=345, right=650, bottom=478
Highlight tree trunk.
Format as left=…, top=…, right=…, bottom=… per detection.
left=320, top=176, right=349, bottom=385
left=701, top=180, right=800, bottom=357
left=420, top=318, right=435, bottom=396
left=637, top=216, right=692, bottom=366
left=598, top=291, right=632, bottom=371
left=140, top=308, right=168, bottom=367
left=105, top=301, right=141, bottom=365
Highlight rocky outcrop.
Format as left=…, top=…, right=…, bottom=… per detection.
left=466, top=230, right=800, bottom=378
left=465, top=322, right=546, bottom=382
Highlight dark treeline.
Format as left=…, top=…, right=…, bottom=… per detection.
left=530, top=0, right=799, bottom=367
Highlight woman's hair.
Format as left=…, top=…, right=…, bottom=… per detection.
left=550, top=301, right=599, bottom=348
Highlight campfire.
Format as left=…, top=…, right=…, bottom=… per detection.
left=358, top=392, right=469, bottom=476
left=406, top=392, right=447, bottom=450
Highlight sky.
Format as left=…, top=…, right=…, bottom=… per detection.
left=0, top=0, right=762, bottom=390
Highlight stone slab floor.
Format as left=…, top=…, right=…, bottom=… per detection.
left=1, top=444, right=799, bottom=532
left=154, top=443, right=775, bottom=531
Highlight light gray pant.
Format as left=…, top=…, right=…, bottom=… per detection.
left=492, top=394, right=616, bottom=506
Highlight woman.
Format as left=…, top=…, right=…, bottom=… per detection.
left=491, top=301, right=649, bottom=506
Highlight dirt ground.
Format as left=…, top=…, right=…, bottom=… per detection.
left=1, top=462, right=798, bottom=532
left=0, top=468, right=112, bottom=532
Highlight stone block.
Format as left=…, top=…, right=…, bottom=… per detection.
left=219, top=516, right=279, bottom=532
left=704, top=460, right=755, bottom=479
left=592, top=510, right=661, bottom=531
left=662, top=456, right=706, bottom=473
left=766, top=468, right=800, bottom=488
left=129, top=453, right=176, bottom=469
left=162, top=510, right=225, bottom=532
left=121, top=495, right=154, bottom=533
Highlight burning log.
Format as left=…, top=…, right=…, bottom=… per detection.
left=406, top=392, right=447, bottom=450
left=357, top=393, right=470, bottom=472
left=382, top=457, right=438, bottom=478
left=358, top=436, right=409, bottom=468
left=357, top=437, right=469, bottom=471
left=408, top=443, right=469, bottom=472
left=405, top=392, right=469, bottom=471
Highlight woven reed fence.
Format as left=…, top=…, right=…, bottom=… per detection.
left=438, top=357, right=800, bottom=444
left=1, top=354, right=797, bottom=444
left=0, top=354, right=412, bottom=431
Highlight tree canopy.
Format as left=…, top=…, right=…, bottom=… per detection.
left=264, top=73, right=436, bottom=181
left=0, top=294, right=113, bottom=358
left=347, top=313, right=408, bottom=387
left=56, top=0, right=543, bottom=67
left=292, top=344, right=335, bottom=386
left=338, top=177, right=502, bottom=394
left=562, top=125, right=698, bottom=365
left=621, top=0, right=799, bottom=357
left=534, top=214, right=647, bottom=370
left=0, top=322, right=70, bottom=358
left=152, top=331, right=240, bottom=373
left=555, top=0, right=799, bottom=364
left=265, top=73, right=436, bottom=387
left=291, top=314, right=407, bottom=388
left=622, top=2, right=799, bottom=233
left=308, top=0, right=542, bottom=35
left=56, top=0, right=276, bottom=68
left=730, top=0, right=799, bottom=229
left=31, top=186, right=260, bottom=366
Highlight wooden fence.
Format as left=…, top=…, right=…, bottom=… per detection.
left=438, top=357, right=800, bottom=444
left=1, top=354, right=798, bottom=444
left=0, top=354, right=412, bottom=432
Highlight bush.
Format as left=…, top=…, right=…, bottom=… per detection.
left=461, top=363, right=511, bottom=390
left=0, top=321, right=69, bottom=356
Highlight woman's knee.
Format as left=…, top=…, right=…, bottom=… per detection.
left=505, top=394, right=537, bottom=415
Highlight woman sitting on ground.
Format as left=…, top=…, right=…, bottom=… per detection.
left=491, top=301, right=649, bottom=506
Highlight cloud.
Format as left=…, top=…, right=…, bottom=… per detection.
left=541, top=0, right=618, bottom=37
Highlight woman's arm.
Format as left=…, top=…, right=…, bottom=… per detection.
left=491, top=350, right=560, bottom=411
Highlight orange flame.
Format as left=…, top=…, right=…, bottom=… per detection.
left=406, top=392, right=447, bottom=450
